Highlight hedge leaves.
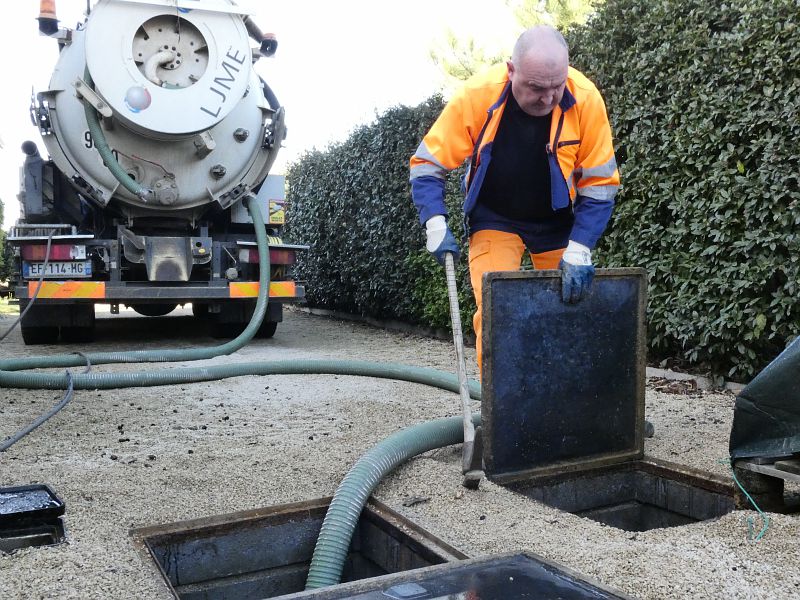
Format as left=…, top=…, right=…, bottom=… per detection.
left=285, top=97, right=475, bottom=331
left=568, top=0, right=800, bottom=378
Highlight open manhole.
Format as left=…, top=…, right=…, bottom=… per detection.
left=133, top=498, right=631, bottom=599
left=132, top=497, right=466, bottom=599
left=509, top=459, right=734, bottom=531
left=482, top=270, right=736, bottom=532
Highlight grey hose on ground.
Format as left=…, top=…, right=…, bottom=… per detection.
left=1, top=353, right=94, bottom=452
left=0, top=372, right=76, bottom=452
left=0, top=195, right=272, bottom=450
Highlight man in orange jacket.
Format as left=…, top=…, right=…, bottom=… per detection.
left=410, top=25, right=619, bottom=371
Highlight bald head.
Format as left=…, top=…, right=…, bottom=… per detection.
left=507, top=25, right=570, bottom=116
left=511, top=25, right=569, bottom=66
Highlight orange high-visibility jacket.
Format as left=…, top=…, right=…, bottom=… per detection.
left=409, top=63, right=619, bottom=248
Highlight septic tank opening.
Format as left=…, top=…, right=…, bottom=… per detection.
left=510, top=459, right=734, bottom=532
left=131, top=497, right=466, bottom=599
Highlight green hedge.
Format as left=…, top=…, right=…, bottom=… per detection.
left=567, top=0, right=800, bottom=378
left=286, top=0, right=800, bottom=380
left=284, top=98, right=475, bottom=331
left=0, top=229, right=12, bottom=283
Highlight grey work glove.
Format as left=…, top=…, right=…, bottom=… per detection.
left=559, top=240, right=595, bottom=304
left=425, top=215, right=460, bottom=265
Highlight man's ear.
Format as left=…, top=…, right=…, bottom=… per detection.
left=506, top=60, right=515, bottom=79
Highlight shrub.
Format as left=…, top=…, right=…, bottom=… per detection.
left=567, top=0, right=800, bottom=379
left=284, top=97, right=475, bottom=329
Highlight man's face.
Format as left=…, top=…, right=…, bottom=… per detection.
left=507, top=51, right=568, bottom=117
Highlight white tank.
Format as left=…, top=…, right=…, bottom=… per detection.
left=36, top=0, right=285, bottom=218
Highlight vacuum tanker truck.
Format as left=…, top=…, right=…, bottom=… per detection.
left=8, top=0, right=305, bottom=344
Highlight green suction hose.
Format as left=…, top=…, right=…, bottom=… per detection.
left=0, top=195, right=271, bottom=383
left=0, top=358, right=481, bottom=394
left=4, top=76, right=487, bottom=590
left=305, top=411, right=481, bottom=590
left=82, top=68, right=152, bottom=202
left=4, top=70, right=273, bottom=381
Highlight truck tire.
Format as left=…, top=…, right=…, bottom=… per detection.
left=210, top=320, right=278, bottom=339
left=211, top=322, right=245, bottom=339
left=21, top=326, right=60, bottom=345
left=257, top=320, right=278, bottom=339
left=61, top=325, right=96, bottom=344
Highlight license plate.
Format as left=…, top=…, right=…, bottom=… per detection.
left=23, top=261, right=93, bottom=278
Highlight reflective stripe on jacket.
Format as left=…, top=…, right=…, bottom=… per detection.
left=409, top=63, right=619, bottom=249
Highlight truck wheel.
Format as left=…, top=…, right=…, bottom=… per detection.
left=211, top=322, right=245, bottom=339
left=21, top=326, right=59, bottom=345
left=257, top=320, right=278, bottom=338
left=61, top=325, right=95, bottom=344
left=132, top=303, right=178, bottom=317
left=210, top=321, right=277, bottom=339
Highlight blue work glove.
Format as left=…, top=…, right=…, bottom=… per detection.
left=559, top=240, right=595, bottom=304
left=425, top=215, right=460, bottom=265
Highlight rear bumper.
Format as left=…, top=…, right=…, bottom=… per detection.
left=16, top=281, right=305, bottom=304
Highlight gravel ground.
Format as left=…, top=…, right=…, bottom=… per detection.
left=1, top=307, right=798, bottom=599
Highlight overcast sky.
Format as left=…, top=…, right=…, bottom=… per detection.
left=0, top=0, right=520, bottom=228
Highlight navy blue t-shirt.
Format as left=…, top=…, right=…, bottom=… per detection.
left=476, top=92, right=562, bottom=221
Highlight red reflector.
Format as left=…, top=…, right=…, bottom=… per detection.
left=244, top=249, right=297, bottom=265
left=21, top=244, right=85, bottom=261
left=271, top=249, right=296, bottom=265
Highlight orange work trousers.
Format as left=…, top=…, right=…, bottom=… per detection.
left=468, top=229, right=565, bottom=375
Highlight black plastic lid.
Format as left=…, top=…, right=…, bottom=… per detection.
left=285, top=553, right=631, bottom=599
left=0, top=484, right=65, bottom=524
